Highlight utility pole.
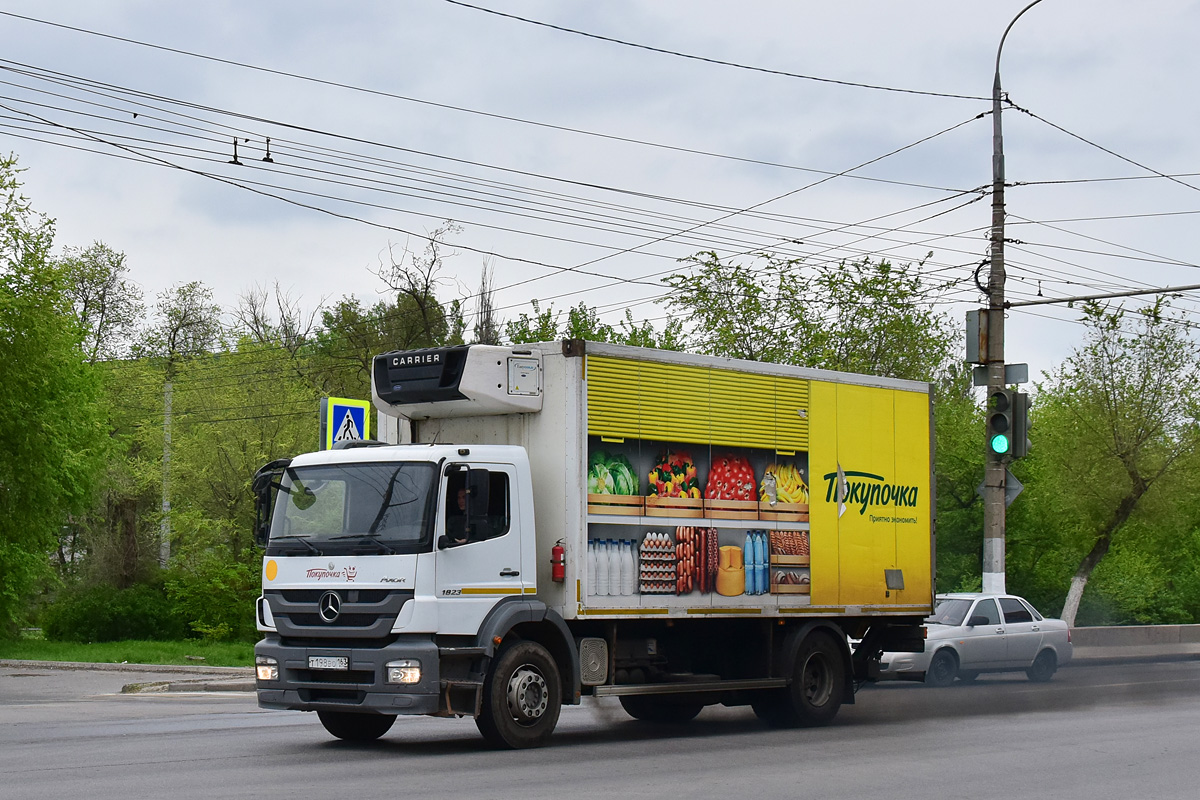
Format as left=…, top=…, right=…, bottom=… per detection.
left=984, top=0, right=1044, bottom=595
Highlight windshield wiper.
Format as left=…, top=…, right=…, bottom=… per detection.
left=328, top=533, right=398, bottom=555
left=270, top=534, right=322, bottom=555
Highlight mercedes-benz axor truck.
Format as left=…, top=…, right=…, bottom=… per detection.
left=252, top=340, right=933, bottom=748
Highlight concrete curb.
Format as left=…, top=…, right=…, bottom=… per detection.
left=121, top=678, right=257, bottom=693
left=0, top=659, right=252, bottom=676
left=0, top=659, right=255, bottom=693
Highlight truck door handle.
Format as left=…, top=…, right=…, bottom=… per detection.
left=499, top=569, right=520, bottom=577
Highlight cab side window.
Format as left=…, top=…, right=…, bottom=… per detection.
left=444, top=469, right=510, bottom=545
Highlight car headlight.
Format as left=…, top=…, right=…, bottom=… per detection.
left=255, top=655, right=279, bottom=681
left=386, top=659, right=421, bottom=684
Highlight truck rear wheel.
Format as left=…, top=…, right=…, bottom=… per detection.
left=754, top=631, right=845, bottom=728
left=619, top=694, right=704, bottom=724
left=476, top=640, right=562, bottom=749
left=317, top=710, right=395, bottom=741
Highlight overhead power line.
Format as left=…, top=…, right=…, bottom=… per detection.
left=0, top=13, right=978, bottom=185
left=1011, top=101, right=1200, bottom=195
left=439, top=0, right=989, bottom=101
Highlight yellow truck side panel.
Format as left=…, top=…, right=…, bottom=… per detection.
left=809, top=381, right=932, bottom=609
left=582, top=352, right=929, bottom=615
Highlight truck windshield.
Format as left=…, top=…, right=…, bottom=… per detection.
left=266, top=462, right=436, bottom=555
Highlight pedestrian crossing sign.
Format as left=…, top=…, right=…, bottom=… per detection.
left=320, top=397, right=372, bottom=450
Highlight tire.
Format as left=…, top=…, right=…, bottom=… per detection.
left=924, top=650, right=958, bottom=688
left=317, top=710, right=395, bottom=742
left=751, top=691, right=795, bottom=728
left=957, top=670, right=980, bottom=683
left=619, top=694, right=704, bottom=724
left=1026, top=649, right=1057, bottom=683
left=476, top=640, right=562, bottom=749
left=755, top=631, right=846, bottom=728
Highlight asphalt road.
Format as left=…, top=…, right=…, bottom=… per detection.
left=2, top=659, right=1198, bottom=800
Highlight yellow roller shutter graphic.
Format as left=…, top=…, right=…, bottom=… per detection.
left=585, top=355, right=809, bottom=450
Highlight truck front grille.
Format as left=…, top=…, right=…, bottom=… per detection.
left=265, top=589, right=413, bottom=639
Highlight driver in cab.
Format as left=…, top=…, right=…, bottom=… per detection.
left=446, top=476, right=491, bottom=545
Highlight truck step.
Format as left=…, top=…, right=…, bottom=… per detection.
left=592, top=677, right=788, bottom=697
left=438, top=647, right=488, bottom=657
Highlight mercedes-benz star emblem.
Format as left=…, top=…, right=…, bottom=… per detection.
left=318, top=591, right=341, bottom=623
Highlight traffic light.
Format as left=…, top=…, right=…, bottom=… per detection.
left=1011, top=391, right=1031, bottom=458
left=986, top=388, right=1015, bottom=459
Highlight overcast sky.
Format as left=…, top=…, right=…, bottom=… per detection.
left=3, top=0, right=1199, bottom=381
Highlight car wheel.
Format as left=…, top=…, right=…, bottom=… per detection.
left=619, top=694, right=704, bottom=723
left=957, top=670, right=979, bottom=683
left=476, top=640, right=562, bottom=749
left=317, top=710, right=395, bottom=741
left=1026, top=649, right=1057, bottom=683
left=924, top=650, right=958, bottom=688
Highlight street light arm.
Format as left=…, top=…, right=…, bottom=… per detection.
left=996, top=0, right=1047, bottom=82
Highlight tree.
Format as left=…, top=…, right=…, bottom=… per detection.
left=667, top=249, right=985, bottom=594
left=234, top=282, right=320, bottom=359
left=472, top=257, right=501, bottom=345
left=372, top=223, right=467, bottom=348
left=665, top=252, right=956, bottom=382
left=135, top=281, right=224, bottom=567
left=57, top=241, right=144, bottom=363
left=1032, top=301, right=1200, bottom=626
left=313, top=226, right=468, bottom=398
left=664, top=251, right=808, bottom=363
left=0, top=156, right=107, bottom=634
left=504, top=300, right=683, bottom=349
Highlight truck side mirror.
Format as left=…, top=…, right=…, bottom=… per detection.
left=251, top=458, right=291, bottom=548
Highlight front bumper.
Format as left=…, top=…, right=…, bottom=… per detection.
left=255, top=635, right=440, bottom=715
left=878, top=650, right=933, bottom=681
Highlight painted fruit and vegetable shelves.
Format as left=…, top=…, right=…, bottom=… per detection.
left=586, top=447, right=810, bottom=522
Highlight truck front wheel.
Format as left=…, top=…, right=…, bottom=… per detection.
left=317, top=710, right=395, bottom=741
left=476, top=640, right=562, bottom=749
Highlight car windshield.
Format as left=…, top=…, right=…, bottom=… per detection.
left=267, top=462, right=436, bottom=555
left=927, top=598, right=973, bottom=626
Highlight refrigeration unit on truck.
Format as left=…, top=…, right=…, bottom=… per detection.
left=252, top=340, right=934, bottom=748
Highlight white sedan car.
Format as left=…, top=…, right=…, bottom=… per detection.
left=880, top=593, right=1073, bottom=686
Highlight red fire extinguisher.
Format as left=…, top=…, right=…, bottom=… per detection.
left=550, top=539, right=565, bottom=582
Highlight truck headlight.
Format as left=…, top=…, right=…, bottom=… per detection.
left=255, top=655, right=279, bottom=681
left=385, top=659, right=421, bottom=684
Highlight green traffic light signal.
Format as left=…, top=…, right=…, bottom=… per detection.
left=986, top=388, right=1015, bottom=460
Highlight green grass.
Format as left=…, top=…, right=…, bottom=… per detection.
left=0, top=637, right=254, bottom=667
